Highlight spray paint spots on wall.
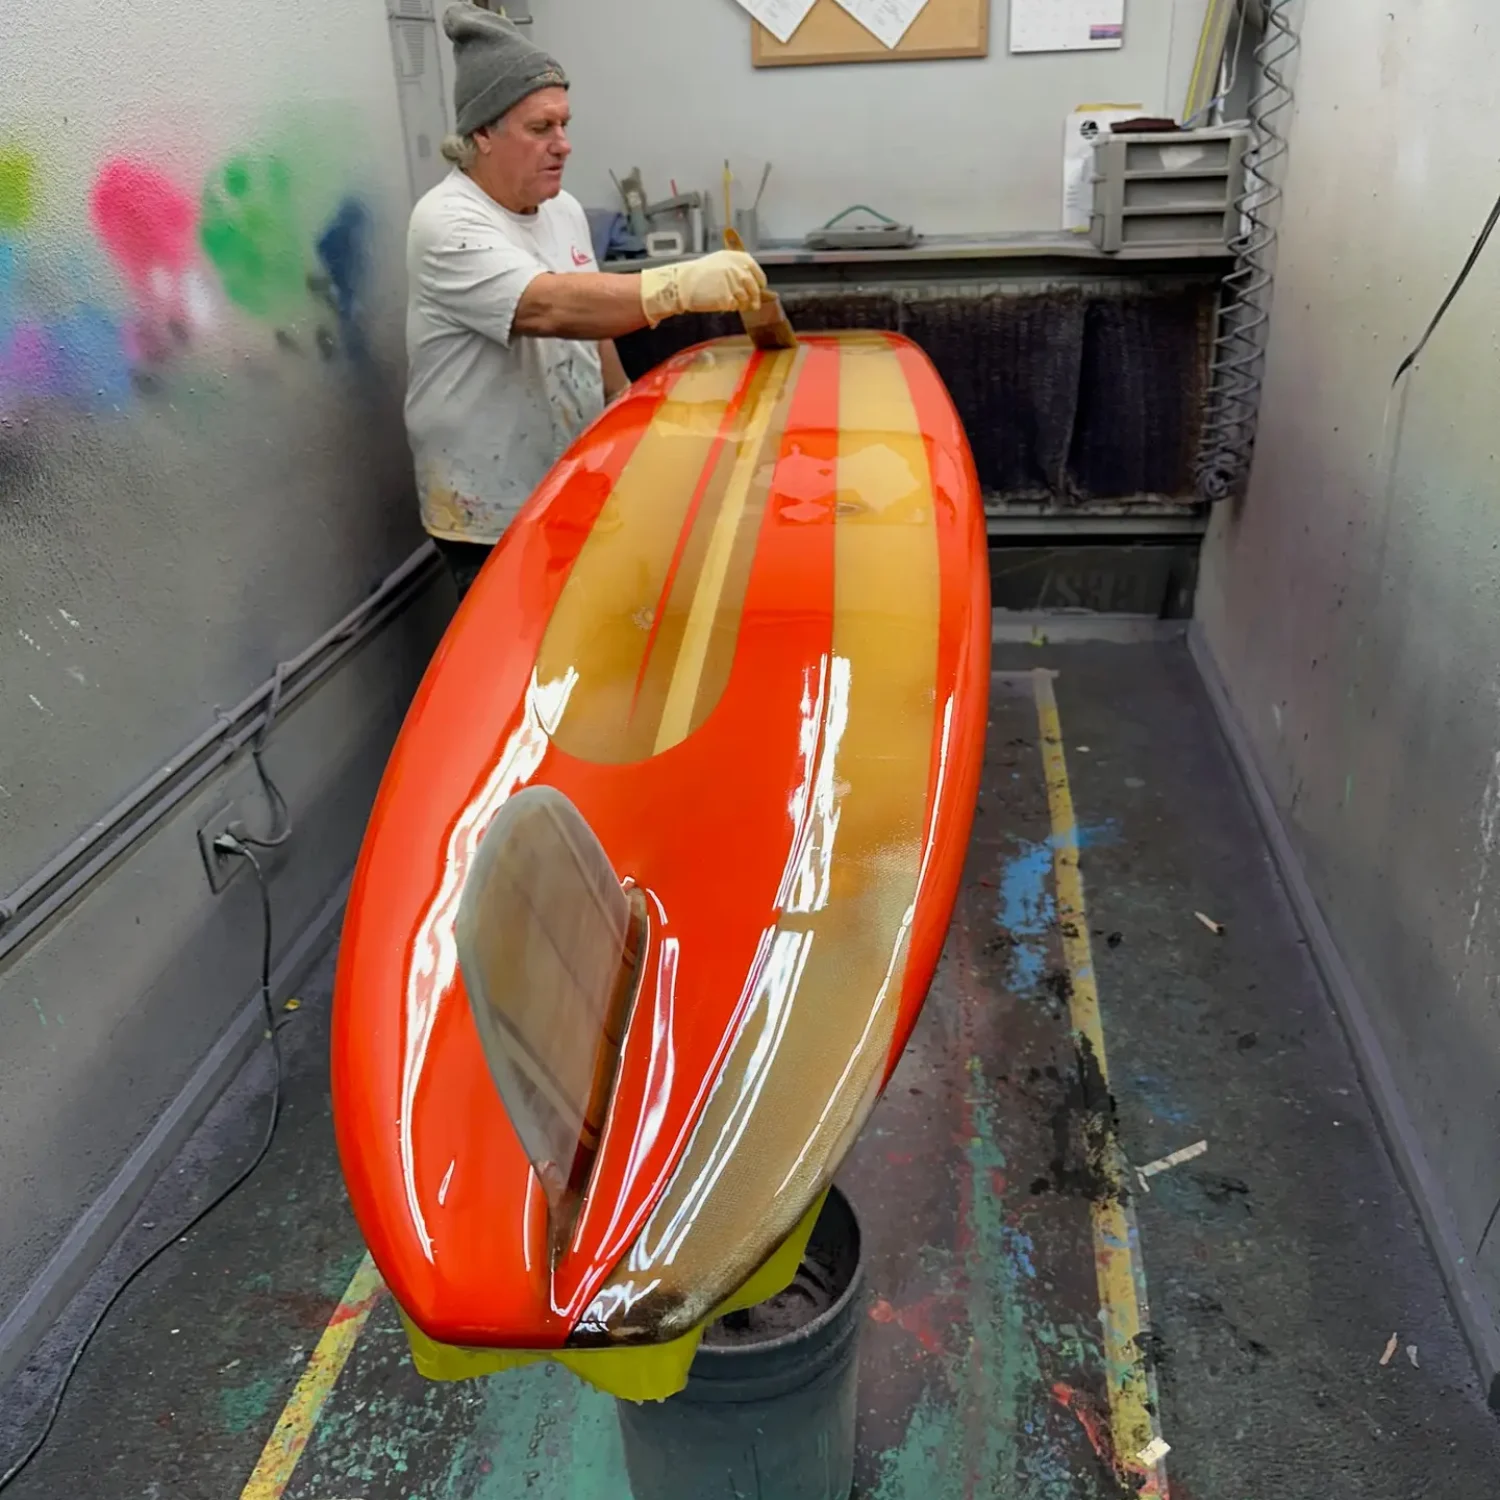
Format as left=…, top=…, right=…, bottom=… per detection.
left=0, top=150, right=36, bottom=230
left=91, top=161, right=196, bottom=292
left=199, top=156, right=307, bottom=321
left=313, top=197, right=371, bottom=360
left=90, top=159, right=214, bottom=364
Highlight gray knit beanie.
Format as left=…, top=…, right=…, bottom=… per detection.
left=444, top=5, right=569, bottom=137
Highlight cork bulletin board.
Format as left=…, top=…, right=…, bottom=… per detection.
left=751, top=0, right=991, bottom=67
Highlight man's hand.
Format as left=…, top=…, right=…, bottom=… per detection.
left=640, top=251, right=768, bottom=327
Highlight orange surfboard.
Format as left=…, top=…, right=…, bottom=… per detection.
left=332, top=331, right=990, bottom=1359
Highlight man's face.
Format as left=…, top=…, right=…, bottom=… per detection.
left=475, top=88, right=572, bottom=211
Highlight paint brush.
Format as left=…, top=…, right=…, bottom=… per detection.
left=752, top=161, right=773, bottom=212
left=723, top=224, right=796, bottom=351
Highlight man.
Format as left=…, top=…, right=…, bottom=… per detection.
left=405, top=3, right=769, bottom=598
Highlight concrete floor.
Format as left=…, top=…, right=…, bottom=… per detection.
left=4, top=640, right=1500, bottom=1498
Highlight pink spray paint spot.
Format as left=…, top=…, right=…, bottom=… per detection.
left=90, top=160, right=209, bottom=360
left=90, top=160, right=197, bottom=290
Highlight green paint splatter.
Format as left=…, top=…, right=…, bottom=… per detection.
left=459, top=1363, right=627, bottom=1500
left=0, top=150, right=36, bottom=229
left=219, top=1376, right=277, bottom=1435
left=869, top=1061, right=1037, bottom=1499
left=320, top=1245, right=371, bottom=1301
left=870, top=1060, right=1097, bottom=1500
left=30, top=997, right=46, bottom=1027
left=199, top=155, right=305, bottom=320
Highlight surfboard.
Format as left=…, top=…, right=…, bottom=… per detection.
left=332, top=331, right=990, bottom=1367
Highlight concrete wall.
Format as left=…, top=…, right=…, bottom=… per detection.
left=533, top=0, right=1211, bottom=239
left=1197, top=0, right=1500, bottom=1345
left=0, top=0, right=449, bottom=1367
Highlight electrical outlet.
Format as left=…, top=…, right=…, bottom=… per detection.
left=198, top=803, right=247, bottom=893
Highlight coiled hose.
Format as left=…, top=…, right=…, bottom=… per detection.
left=1195, top=0, right=1301, bottom=503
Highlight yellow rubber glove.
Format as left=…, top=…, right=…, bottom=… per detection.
left=639, top=251, right=768, bottom=327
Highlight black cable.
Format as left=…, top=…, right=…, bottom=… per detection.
left=1476, top=1192, right=1500, bottom=1264
left=1393, top=184, right=1500, bottom=387
left=0, top=839, right=286, bottom=1492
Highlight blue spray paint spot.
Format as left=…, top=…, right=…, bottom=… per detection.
left=994, top=821, right=1120, bottom=992
left=0, top=240, right=18, bottom=327
left=51, top=305, right=132, bottom=407
left=316, top=197, right=370, bottom=359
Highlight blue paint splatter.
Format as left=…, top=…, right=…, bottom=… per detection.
left=1132, top=1073, right=1192, bottom=1125
left=994, top=821, right=1119, bottom=992
left=998, top=840, right=1055, bottom=988
left=1004, top=1226, right=1038, bottom=1280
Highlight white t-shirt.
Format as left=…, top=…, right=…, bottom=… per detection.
left=404, top=170, right=605, bottom=546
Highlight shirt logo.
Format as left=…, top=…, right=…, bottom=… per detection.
left=570, top=246, right=590, bottom=267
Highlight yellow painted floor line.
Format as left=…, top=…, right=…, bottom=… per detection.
left=1032, top=668, right=1173, bottom=1498
left=238, top=1252, right=385, bottom=1500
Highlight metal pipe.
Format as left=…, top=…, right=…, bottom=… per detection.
left=0, top=541, right=442, bottom=956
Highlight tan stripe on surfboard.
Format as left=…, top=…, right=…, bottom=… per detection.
left=651, top=345, right=802, bottom=753
left=536, top=345, right=753, bottom=765
left=538, top=344, right=802, bottom=766
left=627, top=348, right=798, bottom=752
left=580, top=333, right=943, bottom=1340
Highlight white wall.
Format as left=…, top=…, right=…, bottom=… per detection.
left=533, top=0, right=1210, bottom=238
left=1197, top=0, right=1500, bottom=1344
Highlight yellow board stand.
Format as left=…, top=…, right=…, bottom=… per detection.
left=398, top=1189, right=830, bottom=1404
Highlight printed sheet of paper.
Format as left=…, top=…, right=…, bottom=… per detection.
left=733, top=0, right=818, bottom=45
left=1011, top=0, right=1125, bottom=54
left=832, top=0, right=931, bottom=50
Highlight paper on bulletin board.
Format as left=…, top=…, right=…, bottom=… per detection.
left=1062, top=103, right=1141, bottom=231
left=832, top=0, right=931, bottom=49
left=1012, top=0, right=1125, bottom=54
left=732, top=0, right=817, bottom=45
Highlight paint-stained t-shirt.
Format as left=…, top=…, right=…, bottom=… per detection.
left=404, top=170, right=605, bottom=546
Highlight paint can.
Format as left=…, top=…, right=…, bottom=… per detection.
left=615, top=1186, right=864, bottom=1500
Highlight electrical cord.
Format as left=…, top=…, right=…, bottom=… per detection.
left=0, top=837, right=286, bottom=1493
left=244, top=749, right=293, bottom=850
left=242, top=663, right=294, bottom=850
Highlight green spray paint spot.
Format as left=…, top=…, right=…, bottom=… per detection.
left=219, top=1376, right=277, bottom=1435
left=0, top=151, right=36, bottom=229
left=30, top=997, right=46, bottom=1027
left=199, top=155, right=305, bottom=319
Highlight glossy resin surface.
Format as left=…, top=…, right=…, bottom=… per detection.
left=332, top=332, right=991, bottom=1352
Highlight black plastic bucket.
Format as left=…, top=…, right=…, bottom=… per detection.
left=615, top=1186, right=864, bottom=1500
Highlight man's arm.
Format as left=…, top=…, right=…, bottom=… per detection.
left=514, top=272, right=649, bottom=340
left=599, top=339, right=629, bottom=400
left=512, top=251, right=768, bottom=341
